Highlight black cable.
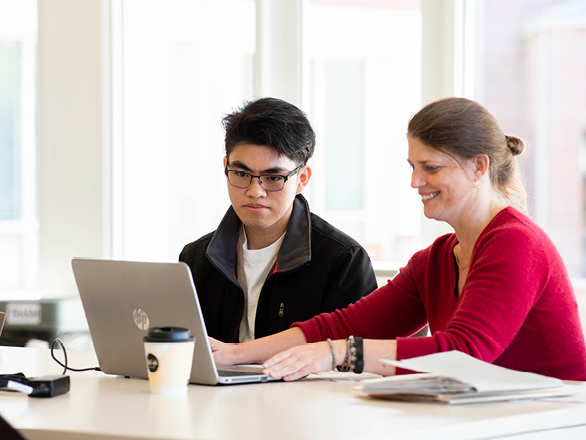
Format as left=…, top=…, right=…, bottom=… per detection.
left=0, top=373, right=31, bottom=396
left=50, top=338, right=100, bottom=374
left=0, top=373, right=27, bottom=389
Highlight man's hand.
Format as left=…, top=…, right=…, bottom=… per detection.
left=209, top=337, right=242, bottom=365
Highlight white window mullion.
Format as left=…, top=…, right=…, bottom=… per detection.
left=110, top=0, right=125, bottom=260
left=255, top=0, right=303, bottom=107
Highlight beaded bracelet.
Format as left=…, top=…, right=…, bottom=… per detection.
left=326, top=338, right=336, bottom=370
left=337, top=336, right=355, bottom=372
left=336, top=336, right=364, bottom=373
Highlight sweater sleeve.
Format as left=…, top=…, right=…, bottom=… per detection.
left=295, top=249, right=429, bottom=343
left=396, top=223, right=550, bottom=363
left=296, top=211, right=586, bottom=379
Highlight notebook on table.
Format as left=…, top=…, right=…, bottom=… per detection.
left=71, top=258, right=278, bottom=385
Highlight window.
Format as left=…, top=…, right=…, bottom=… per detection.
left=307, top=0, right=422, bottom=262
left=117, top=0, right=424, bottom=265
left=321, top=59, right=365, bottom=212
left=120, top=0, right=255, bottom=262
left=0, top=43, right=21, bottom=222
left=32, top=0, right=586, bottom=299
left=471, top=0, right=586, bottom=277
left=0, top=0, right=37, bottom=295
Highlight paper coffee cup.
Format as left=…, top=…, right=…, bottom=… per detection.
left=143, top=326, right=195, bottom=395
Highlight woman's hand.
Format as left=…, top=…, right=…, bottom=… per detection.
left=209, top=337, right=242, bottom=365
left=262, top=340, right=343, bottom=381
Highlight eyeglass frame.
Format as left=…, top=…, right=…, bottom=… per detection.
left=224, top=163, right=304, bottom=192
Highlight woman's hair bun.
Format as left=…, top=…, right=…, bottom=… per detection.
left=505, top=135, right=525, bottom=156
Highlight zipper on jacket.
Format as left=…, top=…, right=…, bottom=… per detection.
left=278, top=302, right=284, bottom=317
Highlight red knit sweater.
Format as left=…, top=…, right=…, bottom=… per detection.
left=296, top=207, right=586, bottom=380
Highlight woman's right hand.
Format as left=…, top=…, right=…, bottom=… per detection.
left=262, top=340, right=344, bottom=381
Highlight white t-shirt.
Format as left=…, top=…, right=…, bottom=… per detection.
left=237, top=227, right=286, bottom=343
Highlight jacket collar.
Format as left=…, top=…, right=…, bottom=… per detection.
left=206, top=194, right=312, bottom=281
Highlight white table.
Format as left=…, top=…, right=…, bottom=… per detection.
left=1, top=346, right=586, bottom=440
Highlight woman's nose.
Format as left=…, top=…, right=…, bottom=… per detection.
left=411, top=170, right=425, bottom=188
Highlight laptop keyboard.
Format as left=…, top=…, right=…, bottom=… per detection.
left=218, top=369, right=263, bottom=377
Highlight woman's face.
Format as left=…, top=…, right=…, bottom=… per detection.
left=407, top=137, right=478, bottom=225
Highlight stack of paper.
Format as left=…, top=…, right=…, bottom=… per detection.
left=357, top=351, right=573, bottom=404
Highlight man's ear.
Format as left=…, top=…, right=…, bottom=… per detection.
left=295, top=165, right=312, bottom=195
left=223, top=156, right=228, bottom=168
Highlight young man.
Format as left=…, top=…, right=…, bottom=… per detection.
left=179, top=97, right=377, bottom=343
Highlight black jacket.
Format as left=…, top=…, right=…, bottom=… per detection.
left=179, top=195, right=378, bottom=342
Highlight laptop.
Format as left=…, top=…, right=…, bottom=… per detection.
left=71, top=258, right=278, bottom=385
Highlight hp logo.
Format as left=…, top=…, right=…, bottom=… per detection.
left=133, top=308, right=150, bottom=331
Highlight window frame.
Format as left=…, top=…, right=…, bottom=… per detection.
left=31, top=0, right=468, bottom=299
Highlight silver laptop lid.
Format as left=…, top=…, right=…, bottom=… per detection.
left=72, top=258, right=223, bottom=385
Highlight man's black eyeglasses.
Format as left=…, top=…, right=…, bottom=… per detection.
left=224, top=165, right=303, bottom=192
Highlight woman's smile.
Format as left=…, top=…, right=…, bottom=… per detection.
left=421, top=191, right=440, bottom=201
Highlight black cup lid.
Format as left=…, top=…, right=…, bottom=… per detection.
left=143, top=326, right=195, bottom=343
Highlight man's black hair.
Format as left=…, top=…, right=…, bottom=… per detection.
left=223, top=97, right=316, bottom=165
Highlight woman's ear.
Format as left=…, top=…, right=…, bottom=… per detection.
left=472, top=154, right=490, bottom=180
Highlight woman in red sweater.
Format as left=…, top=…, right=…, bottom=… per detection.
left=210, top=97, right=586, bottom=381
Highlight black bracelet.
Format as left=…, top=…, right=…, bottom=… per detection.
left=354, top=337, right=363, bottom=374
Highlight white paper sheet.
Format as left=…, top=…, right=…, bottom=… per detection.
left=381, top=351, right=564, bottom=393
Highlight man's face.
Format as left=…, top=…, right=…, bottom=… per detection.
left=224, top=143, right=311, bottom=245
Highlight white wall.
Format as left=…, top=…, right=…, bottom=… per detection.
left=37, top=0, right=108, bottom=297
